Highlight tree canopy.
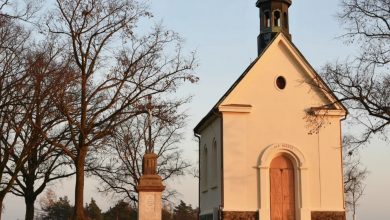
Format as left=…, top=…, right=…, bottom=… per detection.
left=0, top=0, right=197, bottom=219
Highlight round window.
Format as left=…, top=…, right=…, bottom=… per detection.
left=276, top=76, right=286, bottom=90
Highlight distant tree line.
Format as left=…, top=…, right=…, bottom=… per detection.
left=37, top=190, right=197, bottom=220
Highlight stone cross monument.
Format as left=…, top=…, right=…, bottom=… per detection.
left=137, top=95, right=165, bottom=220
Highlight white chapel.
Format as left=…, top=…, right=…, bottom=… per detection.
left=194, top=1, right=347, bottom=220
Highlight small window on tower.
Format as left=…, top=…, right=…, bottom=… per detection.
left=274, top=11, right=281, bottom=27
left=265, top=11, right=271, bottom=28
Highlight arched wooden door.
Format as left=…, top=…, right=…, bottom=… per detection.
left=270, top=155, right=295, bottom=220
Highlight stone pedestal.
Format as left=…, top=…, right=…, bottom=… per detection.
left=138, top=190, right=163, bottom=220
left=137, top=153, right=165, bottom=220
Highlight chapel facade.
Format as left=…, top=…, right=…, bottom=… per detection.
left=194, top=1, right=347, bottom=220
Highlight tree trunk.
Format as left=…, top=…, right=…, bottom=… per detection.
left=24, top=196, right=36, bottom=220
left=25, top=144, right=38, bottom=220
left=73, top=147, right=87, bottom=220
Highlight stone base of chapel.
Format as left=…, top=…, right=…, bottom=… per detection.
left=221, top=211, right=259, bottom=220
left=200, top=210, right=345, bottom=220
left=311, top=211, right=346, bottom=220
left=200, top=211, right=259, bottom=220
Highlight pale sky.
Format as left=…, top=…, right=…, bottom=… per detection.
left=4, top=0, right=390, bottom=219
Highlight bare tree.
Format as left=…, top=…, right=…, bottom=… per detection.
left=0, top=0, right=39, bottom=22
left=93, top=96, right=191, bottom=204
left=8, top=41, right=77, bottom=220
left=1, top=4, right=77, bottom=219
left=319, top=0, right=390, bottom=151
left=0, top=3, right=47, bottom=218
left=42, top=1, right=197, bottom=219
left=0, top=14, right=32, bottom=218
left=343, top=136, right=368, bottom=220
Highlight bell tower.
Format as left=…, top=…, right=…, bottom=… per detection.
left=256, top=0, right=292, bottom=55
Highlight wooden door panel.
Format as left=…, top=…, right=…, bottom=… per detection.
left=282, top=169, right=295, bottom=205
left=270, top=156, right=295, bottom=220
left=282, top=169, right=295, bottom=220
left=270, top=169, right=283, bottom=220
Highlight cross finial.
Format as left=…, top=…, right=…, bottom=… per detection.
left=147, top=95, right=153, bottom=153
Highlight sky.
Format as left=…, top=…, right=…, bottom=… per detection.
left=3, top=0, right=390, bottom=219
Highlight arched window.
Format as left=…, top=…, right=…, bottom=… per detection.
left=264, top=11, right=271, bottom=28
left=211, top=139, right=218, bottom=187
left=202, top=145, right=208, bottom=190
left=274, top=11, right=281, bottom=27
left=284, top=12, right=288, bottom=28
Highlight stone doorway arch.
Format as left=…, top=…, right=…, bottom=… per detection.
left=258, top=143, right=309, bottom=220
